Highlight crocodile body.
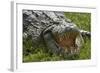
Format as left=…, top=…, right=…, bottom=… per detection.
left=23, top=10, right=90, bottom=56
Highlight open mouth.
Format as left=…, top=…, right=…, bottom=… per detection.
left=54, top=31, right=80, bottom=55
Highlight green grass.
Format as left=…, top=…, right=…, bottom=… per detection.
left=65, top=12, right=91, bottom=31
left=65, top=12, right=91, bottom=59
left=23, top=12, right=91, bottom=62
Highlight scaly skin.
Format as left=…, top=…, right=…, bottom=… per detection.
left=23, top=10, right=90, bottom=56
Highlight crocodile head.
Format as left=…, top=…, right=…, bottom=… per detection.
left=52, top=22, right=84, bottom=55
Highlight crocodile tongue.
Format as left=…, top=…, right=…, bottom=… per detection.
left=55, top=31, right=79, bottom=54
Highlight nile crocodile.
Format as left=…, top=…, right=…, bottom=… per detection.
left=23, top=10, right=90, bottom=56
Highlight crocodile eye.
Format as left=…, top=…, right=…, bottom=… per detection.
left=64, top=25, right=66, bottom=26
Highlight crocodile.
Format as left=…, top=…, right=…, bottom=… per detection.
left=23, top=10, right=90, bottom=56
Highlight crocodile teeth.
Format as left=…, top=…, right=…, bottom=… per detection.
left=65, top=48, right=68, bottom=52
left=66, top=32, right=70, bottom=39
left=59, top=37, right=62, bottom=41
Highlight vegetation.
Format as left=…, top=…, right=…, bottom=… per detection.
left=23, top=12, right=91, bottom=62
